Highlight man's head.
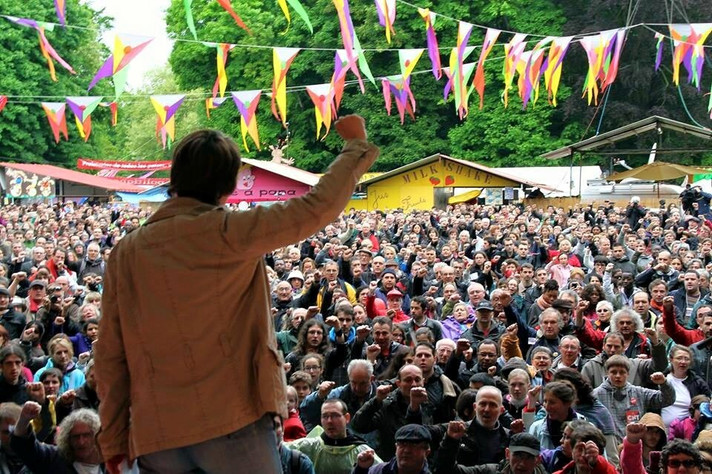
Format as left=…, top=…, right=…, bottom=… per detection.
left=475, top=386, right=504, bottom=429
left=347, top=359, right=374, bottom=399
left=320, top=399, right=350, bottom=439
left=611, top=308, right=641, bottom=338
left=413, top=343, right=436, bottom=379
left=395, top=364, right=424, bottom=399
left=605, top=354, right=631, bottom=388
left=0, top=403, right=20, bottom=449
left=467, top=283, right=486, bottom=304
left=394, top=425, right=431, bottom=472
left=86, top=243, right=100, bottom=261
left=505, top=433, right=542, bottom=474
left=0, top=345, right=25, bottom=385
left=685, top=270, right=701, bottom=294
left=602, top=332, right=625, bottom=357
left=476, top=340, right=498, bottom=370
left=649, top=280, right=668, bottom=304
left=169, top=129, right=241, bottom=205
left=56, top=409, right=102, bottom=464
left=275, top=281, right=293, bottom=302
left=541, top=280, right=560, bottom=305
left=633, top=291, right=650, bottom=317
left=372, top=316, right=393, bottom=350
left=662, top=439, right=704, bottom=474
left=435, top=339, right=455, bottom=364
left=539, top=308, right=563, bottom=339
left=380, top=269, right=397, bottom=290
left=507, top=368, right=531, bottom=402
left=559, top=335, right=581, bottom=365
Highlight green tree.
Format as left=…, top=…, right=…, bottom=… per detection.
left=0, top=0, right=120, bottom=166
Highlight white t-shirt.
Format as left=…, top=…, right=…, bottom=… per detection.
left=662, top=374, right=691, bottom=427
left=72, top=462, right=100, bottom=474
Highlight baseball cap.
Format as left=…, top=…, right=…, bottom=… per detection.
left=28, top=280, right=46, bottom=289
left=395, top=424, right=431, bottom=443
left=0, top=288, right=8, bottom=297
left=476, top=300, right=494, bottom=312
left=508, top=433, right=541, bottom=456
left=386, top=289, right=403, bottom=299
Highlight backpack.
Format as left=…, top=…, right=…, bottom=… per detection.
left=290, top=448, right=302, bottom=473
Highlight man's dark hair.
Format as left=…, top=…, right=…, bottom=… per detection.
left=662, top=439, right=703, bottom=468
left=322, top=398, right=348, bottom=415
left=169, top=129, right=241, bottom=205
left=455, top=389, right=478, bottom=421
left=648, top=279, right=667, bottom=292
left=411, top=295, right=428, bottom=309
left=543, top=279, right=559, bottom=292
left=477, top=338, right=499, bottom=355
left=414, top=342, right=435, bottom=356
left=372, top=316, right=393, bottom=328
left=335, top=305, right=354, bottom=318
left=0, top=344, right=26, bottom=364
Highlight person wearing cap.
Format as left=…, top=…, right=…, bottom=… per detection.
left=436, top=427, right=546, bottom=474
left=23, top=280, right=47, bottom=322
left=460, top=299, right=505, bottom=345
left=287, top=270, right=306, bottom=295
left=94, top=116, right=379, bottom=473
left=382, top=289, right=409, bottom=324
left=0, top=288, right=26, bottom=340
left=374, top=269, right=410, bottom=315
left=353, top=424, right=431, bottom=473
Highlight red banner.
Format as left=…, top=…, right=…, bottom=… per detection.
left=113, top=177, right=170, bottom=186
left=77, top=158, right=172, bottom=171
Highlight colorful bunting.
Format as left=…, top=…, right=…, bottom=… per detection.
left=473, top=28, right=501, bottom=109
left=271, top=47, right=300, bottom=127
left=306, top=84, right=335, bottom=139
left=502, top=33, right=527, bottom=108
left=374, top=0, right=396, bottom=44
left=54, top=0, right=66, bottom=26
left=231, top=90, right=262, bottom=151
left=333, top=0, right=375, bottom=88
left=277, top=0, right=313, bottom=33
left=204, top=42, right=236, bottom=99
left=668, top=23, right=712, bottom=89
left=150, top=95, right=185, bottom=149
left=0, top=96, right=6, bottom=113
left=445, top=22, right=475, bottom=119
left=543, top=36, right=574, bottom=106
left=88, top=35, right=152, bottom=98
left=184, top=0, right=197, bottom=40
left=654, top=32, right=664, bottom=71
left=399, top=49, right=424, bottom=80
left=417, top=8, right=441, bottom=80
left=41, top=102, right=68, bottom=143
left=6, top=17, right=75, bottom=81
left=66, top=96, right=102, bottom=141
left=99, top=101, right=118, bottom=126
left=517, top=37, right=553, bottom=109
left=205, top=97, right=228, bottom=118
left=331, top=50, right=356, bottom=112
left=579, top=29, right=626, bottom=105
left=216, top=0, right=251, bottom=34
left=382, top=75, right=416, bottom=124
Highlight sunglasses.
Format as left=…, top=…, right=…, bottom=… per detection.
left=667, top=459, right=697, bottom=468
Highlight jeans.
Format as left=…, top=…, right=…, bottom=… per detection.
left=138, top=415, right=281, bottom=473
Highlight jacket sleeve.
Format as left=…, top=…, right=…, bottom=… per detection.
left=350, top=396, right=384, bottom=435
left=638, top=341, right=670, bottom=380
left=576, top=319, right=604, bottom=351
left=10, top=430, right=63, bottom=474
left=93, top=254, right=131, bottom=458
left=642, top=381, right=675, bottom=411
left=434, top=435, right=494, bottom=474
left=224, top=140, right=379, bottom=259
left=663, top=304, right=700, bottom=346
left=299, top=391, right=325, bottom=433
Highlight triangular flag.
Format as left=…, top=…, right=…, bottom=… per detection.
left=6, top=17, right=75, bottom=81
left=382, top=75, right=416, bottom=124
left=473, top=28, right=501, bottom=109
left=205, top=43, right=236, bottom=99
left=150, top=95, right=185, bottom=149
left=277, top=0, right=313, bottom=33
left=0, top=96, right=7, bottom=113
left=668, top=24, right=712, bottom=89
left=374, top=0, right=396, bottom=44
left=184, top=0, right=197, bottom=40
left=333, top=0, right=375, bottom=89
left=543, top=36, right=573, bottom=106
left=88, top=35, right=153, bottom=98
left=231, top=90, right=262, bottom=151
left=54, top=0, right=66, bottom=26
left=99, top=101, right=118, bottom=126
left=216, top=0, right=251, bottom=34
left=418, top=8, right=441, bottom=79
left=271, top=47, right=300, bottom=127
left=399, top=49, right=424, bottom=80
left=205, top=97, right=228, bottom=118
left=305, top=84, right=335, bottom=140
left=502, top=33, right=527, bottom=108
left=579, top=29, right=626, bottom=105
left=66, top=96, right=102, bottom=141
left=41, top=102, right=68, bottom=143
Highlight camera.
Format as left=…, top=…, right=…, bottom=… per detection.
left=49, top=295, right=61, bottom=304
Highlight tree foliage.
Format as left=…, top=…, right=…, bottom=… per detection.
left=0, top=0, right=119, bottom=166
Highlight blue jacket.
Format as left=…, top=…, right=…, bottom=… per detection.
left=280, top=444, right=315, bottom=474
left=33, top=359, right=85, bottom=394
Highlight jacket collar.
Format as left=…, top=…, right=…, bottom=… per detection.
left=145, top=197, right=223, bottom=226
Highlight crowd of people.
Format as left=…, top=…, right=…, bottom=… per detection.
left=1, top=186, right=712, bottom=473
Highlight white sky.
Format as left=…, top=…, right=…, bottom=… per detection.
left=86, top=0, right=174, bottom=88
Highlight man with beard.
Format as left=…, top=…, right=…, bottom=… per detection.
left=445, top=338, right=501, bottom=390
left=671, top=270, right=706, bottom=327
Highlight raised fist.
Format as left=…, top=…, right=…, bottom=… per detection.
left=376, top=384, right=392, bottom=402
left=650, top=372, right=666, bottom=385
left=357, top=449, right=375, bottom=469
left=446, top=420, right=467, bottom=439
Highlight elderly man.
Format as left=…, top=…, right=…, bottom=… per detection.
left=11, top=402, right=104, bottom=473
left=576, top=307, right=651, bottom=358
left=354, top=425, right=432, bottom=474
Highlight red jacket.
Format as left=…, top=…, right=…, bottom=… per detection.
left=662, top=304, right=704, bottom=346
left=555, top=455, right=617, bottom=474
left=283, top=409, right=306, bottom=442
